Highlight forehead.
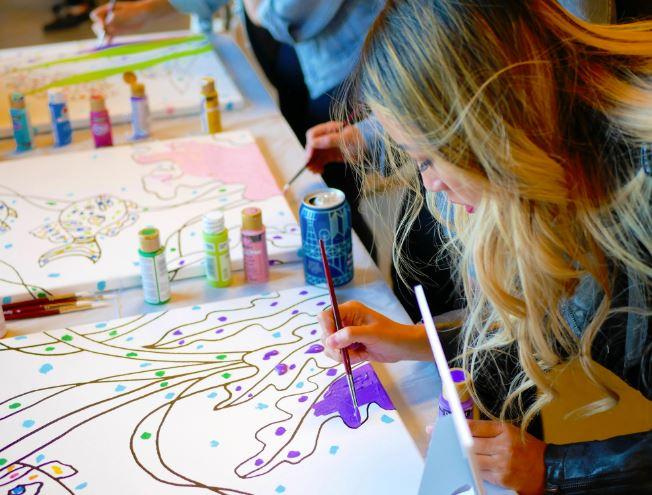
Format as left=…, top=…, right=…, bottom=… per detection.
left=372, top=107, right=429, bottom=157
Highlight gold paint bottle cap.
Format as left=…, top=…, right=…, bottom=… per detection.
left=131, top=82, right=146, bottom=98
left=90, top=94, right=106, bottom=112
left=123, top=71, right=137, bottom=85
left=139, top=227, right=161, bottom=252
left=9, top=92, right=25, bottom=109
left=201, top=77, right=217, bottom=97
left=241, top=207, right=263, bottom=231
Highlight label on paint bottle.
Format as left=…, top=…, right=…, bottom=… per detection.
left=10, top=109, right=33, bottom=152
left=203, top=211, right=232, bottom=287
left=138, top=250, right=171, bottom=304
left=48, top=89, right=72, bottom=147
left=130, top=96, right=150, bottom=139
left=242, top=232, right=269, bottom=282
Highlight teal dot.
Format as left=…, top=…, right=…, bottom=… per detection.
left=97, top=281, right=106, bottom=291
left=23, top=419, right=35, bottom=428
left=207, top=392, right=217, bottom=399
left=36, top=454, right=45, bottom=463
left=4, top=243, right=12, bottom=249
left=2, top=296, right=11, bottom=304
left=275, top=486, right=286, bottom=493
left=165, top=392, right=175, bottom=399
left=39, top=363, right=53, bottom=375
left=95, top=322, right=107, bottom=329
left=47, top=273, right=60, bottom=278
left=75, top=482, right=88, bottom=490
left=295, top=382, right=304, bottom=389
left=115, top=385, right=126, bottom=392
left=272, top=332, right=281, bottom=338
left=381, top=414, right=395, bottom=424
left=329, top=445, right=339, bottom=455
left=210, top=440, right=219, bottom=448
left=192, top=305, right=200, bottom=310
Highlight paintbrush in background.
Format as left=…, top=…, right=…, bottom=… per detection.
left=97, top=0, right=117, bottom=47
left=4, top=301, right=109, bottom=321
left=318, top=239, right=360, bottom=421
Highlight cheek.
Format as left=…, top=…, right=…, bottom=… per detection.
left=420, top=169, right=445, bottom=192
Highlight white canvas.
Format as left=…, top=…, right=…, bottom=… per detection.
left=0, top=31, right=245, bottom=138
left=0, top=285, right=424, bottom=494
left=0, top=130, right=301, bottom=302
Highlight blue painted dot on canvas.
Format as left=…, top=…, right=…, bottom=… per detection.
left=125, top=336, right=134, bottom=342
left=95, top=322, right=107, bottom=329
left=207, top=392, right=218, bottom=399
left=165, top=392, right=175, bottom=400
left=132, top=261, right=140, bottom=267
left=96, top=280, right=107, bottom=292
left=210, top=440, right=219, bottom=448
left=272, top=332, right=281, bottom=339
left=47, top=273, right=60, bottom=278
left=381, top=414, right=395, bottom=424
left=2, top=296, right=11, bottom=304
left=35, top=453, right=45, bottom=463
left=74, top=482, right=88, bottom=490
left=115, top=384, right=126, bottom=392
left=23, top=419, right=35, bottom=428
left=38, top=363, right=53, bottom=375
left=14, top=335, right=28, bottom=341
left=192, top=305, right=201, bottom=310
left=196, top=344, right=204, bottom=350
left=139, top=362, right=152, bottom=368
left=329, top=445, right=339, bottom=455
left=255, top=402, right=268, bottom=410
left=4, top=243, right=12, bottom=249
left=295, top=382, right=304, bottom=389
left=275, top=486, right=286, bottom=493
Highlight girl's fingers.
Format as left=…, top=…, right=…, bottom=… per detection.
left=468, top=420, right=504, bottom=438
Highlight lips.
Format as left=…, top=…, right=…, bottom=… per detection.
left=465, top=205, right=475, bottom=214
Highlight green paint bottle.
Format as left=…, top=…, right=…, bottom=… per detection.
left=138, top=227, right=171, bottom=304
left=203, top=211, right=232, bottom=287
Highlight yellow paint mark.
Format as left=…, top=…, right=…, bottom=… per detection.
left=29, top=474, right=39, bottom=480
left=51, top=464, right=63, bottom=475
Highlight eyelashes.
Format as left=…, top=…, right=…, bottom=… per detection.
left=418, top=159, right=433, bottom=173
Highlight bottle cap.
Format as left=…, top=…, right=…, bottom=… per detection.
left=131, top=82, right=146, bottom=98
left=9, top=92, right=25, bottom=109
left=47, top=88, right=66, bottom=105
left=139, top=227, right=161, bottom=252
left=90, top=94, right=106, bottom=112
left=123, top=71, right=137, bottom=85
left=241, top=207, right=263, bottom=231
left=0, top=309, right=6, bottom=339
left=201, top=77, right=217, bottom=97
left=203, top=211, right=225, bottom=234
left=442, top=368, right=472, bottom=403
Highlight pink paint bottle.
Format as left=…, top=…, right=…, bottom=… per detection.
left=90, top=94, right=113, bottom=148
left=241, top=207, right=269, bottom=283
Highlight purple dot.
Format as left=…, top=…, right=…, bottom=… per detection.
left=299, top=290, right=308, bottom=296
left=255, top=459, right=264, bottom=466
left=178, top=340, right=185, bottom=345
left=275, top=364, right=288, bottom=376
left=273, top=235, right=282, bottom=240
left=270, top=301, right=278, bottom=307
left=326, top=368, right=337, bottom=376
left=235, top=385, right=242, bottom=391
left=317, top=301, right=326, bottom=306
left=173, top=330, right=182, bottom=336
left=291, top=310, right=299, bottom=315
left=275, top=427, right=286, bottom=436
left=298, top=395, right=308, bottom=402
left=305, top=344, right=324, bottom=354
left=287, top=451, right=300, bottom=459
left=248, top=393, right=253, bottom=398
left=215, top=329, right=224, bottom=334
left=263, top=350, right=279, bottom=360
left=310, top=329, right=317, bottom=335
left=179, top=259, right=185, bottom=265
left=289, top=364, right=296, bottom=370
left=218, top=316, right=227, bottom=322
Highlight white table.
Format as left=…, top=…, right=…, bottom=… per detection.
left=0, top=33, right=441, bottom=457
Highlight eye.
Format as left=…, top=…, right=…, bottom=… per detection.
left=417, top=159, right=433, bottom=173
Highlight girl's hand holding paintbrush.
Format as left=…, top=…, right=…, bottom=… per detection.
left=318, top=301, right=432, bottom=363
left=304, top=121, right=364, bottom=174
left=90, top=0, right=175, bottom=39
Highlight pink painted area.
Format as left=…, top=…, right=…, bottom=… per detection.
left=134, top=140, right=280, bottom=201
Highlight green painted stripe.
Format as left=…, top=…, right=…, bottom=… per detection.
left=24, top=35, right=206, bottom=71
left=26, top=44, right=212, bottom=95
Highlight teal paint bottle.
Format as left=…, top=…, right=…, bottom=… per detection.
left=203, top=211, right=232, bottom=287
left=9, top=92, right=33, bottom=152
left=138, top=227, right=171, bottom=304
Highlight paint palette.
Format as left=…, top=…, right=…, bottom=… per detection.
left=0, top=285, right=423, bottom=494
left=0, top=130, right=301, bottom=302
left=0, top=31, right=245, bottom=138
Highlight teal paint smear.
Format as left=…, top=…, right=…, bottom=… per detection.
left=23, top=35, right=206, bottom=71
left=26, top=44, right=212, bottom=95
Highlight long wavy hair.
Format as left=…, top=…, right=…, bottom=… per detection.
left=341, top=0, right=652, bottom=428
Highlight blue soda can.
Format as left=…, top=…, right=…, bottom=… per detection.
left=48, top=89, right=72, bottom=147
left=9, top=92, right=33, bottom=152
left=299, top=188, right=353, bottom=286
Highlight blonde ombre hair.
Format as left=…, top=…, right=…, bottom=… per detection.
left=342, top=0, right=652, bottom=428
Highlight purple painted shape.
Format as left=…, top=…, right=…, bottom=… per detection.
left=215, top=329, right=224, bottom=334
left=275, top=364, right=288, bottom=376
left=248, top=393, right=253, bottom=398
left=291, top=309, right=299, bottom=315
left=312, top=364, right=394, bottom=428
left=255, top=458, right=264, bottom=466
left=178, top=340, right=185, bottom=345
left=235, top=385, right=242, bottom=391
left=273, top=235, right=282, bottom=240
left=289, top=364, right=296, bottom=370
left=451, top=369, right=466, bottom=382
left=173, top=330, right=183, bottom=336
left=298, top=395, right=308, bottom=403
left=263, top=350, right=279, bottom=361
left=270, top=301, right=278, bottom=307
left=305, top=344, right=324, bottom=354
left=326, top=368, right=337, bottom=377
left=218, top=316, right=228, bottom=322
left=275, top=427, right=286, bottom=436
left=287, top=451, right=300, bottom=459
left=299, top=290, right=308, bottom=295
left=310, top=329, right=318, bottom=335
left=316, top=301, right=326, bottom=306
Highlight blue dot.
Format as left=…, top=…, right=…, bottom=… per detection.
left=196, top=344, right=204, bottom=350
left=4, top=243, right=12, bottom=249
left=275, top=486, right=286, bottom=493
left=23, top=419, right=35, bottom=428
left=74, top=482, right=88, bottom=490
left=192, top=305, right=201, bottom=310
left=132, top=261, right=140, bottom=267
left=272, top=332, right=281, bottom=338
left=381, top=414, right=395, bottom=424
left=39, top=363, right=53, bottom=375
left=140, top=362, right=152, bottom=368
left=97, top=280, right=107, bottom=291
left=14, top=335, right=28, bottom=340
left=210, top=440, right=219, bottom=448
left=35, top=453, right=45, bottom=463
left=2, top=296, right=11, bottom=304
left=256, top=403, right=268, bottom=410
left=125, top=336, right=134, bottom=342
left=115, top=384, right=126, bottom=392
left=295, top=382, right=304, bottom=389
left=95, top=322, right=107, bottom=329
left=207, top=392, right=217, bottom=399
left=165, top=392, right=175, bottom=399
left=329, top=445, right=339, bottom=455
left=47, top=273, right=60, bottom=278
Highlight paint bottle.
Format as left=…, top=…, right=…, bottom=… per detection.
left=138, top=227, right=171, bottom=305
left=241, top=207, right=269, bottom=283
left=438, top=368, right=476, bottom=419
left=48, top=89, right=72, bottom=147
left=200, top=77, right=222, bottom=134
left=9, top=92, right=33, bottom=152
left=90, top=94, right=113, bottom=148
left=129, top=82, right=150, bottom=140
left=203, top=211, right=232, bottom=287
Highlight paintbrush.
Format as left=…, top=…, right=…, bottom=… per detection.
left=318, top=239, right=360, bottom=418
left=98, top=0, right=117, bottom=47
left=2, top=292, right=111, bottom=312
left=282, top=164, right=308, bottom=193
left=4, top=302, right=108, bottom=321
